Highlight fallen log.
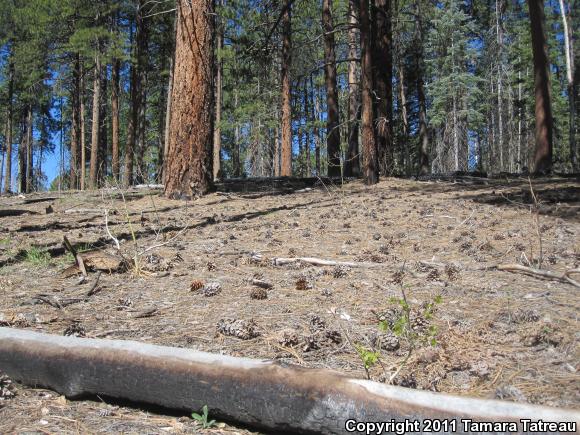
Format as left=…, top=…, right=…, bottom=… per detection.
left=0, top=328, right=578, bottom=434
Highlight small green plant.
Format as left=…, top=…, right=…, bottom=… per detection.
left=191, top=405, right=217, bottom=429
left=24, top=247, right=51, bottom=266
left=355, top=344, right=381, bottom=373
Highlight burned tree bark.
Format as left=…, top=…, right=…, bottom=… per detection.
left=359, top=0, right=378, bottom=184
left=280, top=1, right=293, bottom=177
left=164, top=0, right=214, bottom=198
left=373, top=0, right=394, bottom=176
left=415, top=0, right=429, bottom=175
left=322, top=0, right=341, bottom=177
left=527, top=0, right=553, bottom=174
left=0, top=328, right=577, bottom=435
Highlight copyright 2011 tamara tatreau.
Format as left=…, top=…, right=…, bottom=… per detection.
left=344, top=418, right=577, bottom=434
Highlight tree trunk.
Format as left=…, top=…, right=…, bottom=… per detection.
left=373, top=0, right=393, bottom=176
left=111, top=56, right=120, bottom=183
left=3, top=52, right=13, bottom=193
left=280, top=1, right=293, bottom=177
left=527, top=0, right=553, bottom=174
left=234, top=90, right=241, bottom=177
left=164, top=0, right=214, bottom=198
left=322, top=0, right=341, bottom=177
left=558, top=0, right=575, bottom=171
left=80, top=64, right=87, bottom=191
left=414, top=0, right=429, bottom=175
left=163, top=33, right=175, bottom=185
left=135, top=6, right=149, bottom=185
left=213, top=2, right=223, bottom=181
left=70, top=54, right=81, bottom=190
left=303, top=81, right=311, bottom=177
left=89, top=51, right=101, bottom=189
left=398, top=63, right=409, bottom=174
left=99, top=64, right=108, bottom=179
left=25, top=105, right=33, bottom=193
left=359, top=0, right=378, bottom=184
left=311, top=75, right=321, bottom=176
left=345, top=0, right=360, bottom=177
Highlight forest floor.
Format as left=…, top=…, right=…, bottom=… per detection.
left=0, top=175, right=579, bottom=434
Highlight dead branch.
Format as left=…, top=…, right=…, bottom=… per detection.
left=497, top=264, right=580, bottom=288
left=1, top=328, right=576, bottom=434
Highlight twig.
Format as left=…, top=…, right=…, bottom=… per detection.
left=496, top=264, right=580, bottom=288
left=63, top=236, right=87, bottom=277
left=86, top=272, right=103, bottom=297
left=104, top=209, right=121, bottom=251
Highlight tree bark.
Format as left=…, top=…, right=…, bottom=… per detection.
left=280, top=1, right=293, bottom=177
left=527, top=0, right=553, bottom=174
left=322, top=0, right=341, bottom=177
left=162, top=29, right=175, bottom=185
left=414, top=0, right=429, bottom=175
left=2, top=328, right=577, bottom=435
left=344, top=0, right=360, bottom=177
left=70, top=54, right=81, bottom=190
left=303, top=80, right=311, bottom=177
left=373, top=0, right=393, bottom=176
left=80, top=63, right=87, bottom=191
left=360, top=0, right=378, bottom=184
left=25, top=105, right=33, bottom=193
left=213, top=2, right=224, bottom=181
left=3, top=51, right=13, bottom=193
left=398, top=62, right=409, bottom=174
left=558, top=0, right=576, bottom=171
left=111, top=56, right=121, bottom=183
left=89, top=51, right=102, bottom=190
left=165, top=0, right=214, bottom=198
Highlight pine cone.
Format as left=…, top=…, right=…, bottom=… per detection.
left=309, top=314, right=327, bottom=332
left=217, top=318, right=260, bottom=340
left=0, top=373, right=16, bottom=404
left=190, top=280, right=204, bottom=292
left=250, top=287, right=268, bottom=300
left=201, top=282, right=222, bottom=297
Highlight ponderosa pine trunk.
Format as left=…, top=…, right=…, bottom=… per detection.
left=415, top=14, right=429, bottom=174
left=25, top=105, right=33, bottom=193
left=111, top=55, right=120, bottom=183
left=89, top=51, right=101, bottom=189
left=3, top=51, right=13, bottom=193
left=322, top=0, right=341, bottom=177
left=213, top=1, right=224, bottom=181
left=344, top=0, right=360, bottom=177
left=527, top=0, right=553, bottom=174
left=70, top=54, right=81, bottom=190
left=164, top=0, right=214, bottom=198
left=360, top=0, right=378, bottom=184
left=280, top=1, right=293, bottom=177
left=373, top=0, right=393, bottom=176
left=80, top=64, right=87, bottom=190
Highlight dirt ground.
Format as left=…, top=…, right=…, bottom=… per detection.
left=0, top=176, right=579, bottom=434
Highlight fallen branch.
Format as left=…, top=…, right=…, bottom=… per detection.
left=255, top=254, right=383, bottom=269
left=62, top=236, right=87, bottom=277
left=0, top=328, right=577, bottom=434
left=497, top=264, right=580, bottom=288
left=86, top=272, right=103, bottom=297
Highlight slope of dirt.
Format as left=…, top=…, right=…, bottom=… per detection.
left=0, top=177, right=579, bottom=433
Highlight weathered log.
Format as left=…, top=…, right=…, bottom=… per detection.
left=0, top=328, right=577, bottom=434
